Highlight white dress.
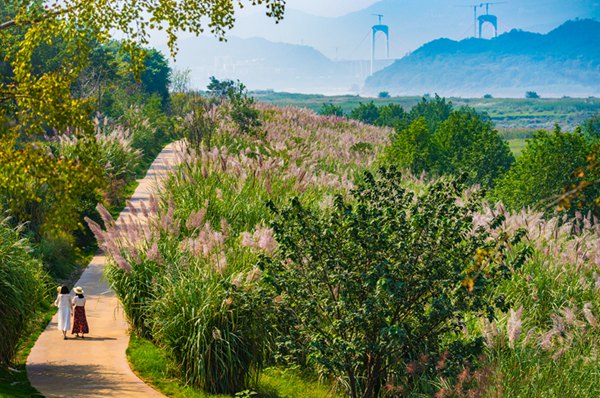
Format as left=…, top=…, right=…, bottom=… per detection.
left=55, top=294, right=72, bottom=331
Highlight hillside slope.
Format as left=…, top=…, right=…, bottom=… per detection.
left=364, top=19, right=600, bottom=97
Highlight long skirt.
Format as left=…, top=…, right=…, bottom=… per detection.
left=71, top=306, right=89, bottom=335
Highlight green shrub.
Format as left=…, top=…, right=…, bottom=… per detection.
left=349, top=101, right=380, bottom=124
left=207, top=77, right=261, bottom=135
left=383, top=107, right=514, bottom=188
left=318, top=103, right=344, bottom=117
left=262, top=170, right=530, bottom=398
left=493, top=128, right=591, bottom=213
left=0, top=217, right=47, bottom=365
left=36, top=231, right=78, bottom=279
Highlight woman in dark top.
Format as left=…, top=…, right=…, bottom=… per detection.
left=71, top=286, right=89, bottom=338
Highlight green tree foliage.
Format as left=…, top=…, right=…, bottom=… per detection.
left=0, top=218, right=47, bottom=365
left=208, top=77, right=261, bottom=134
left=494, top=128, right=591, bottom=212
left=263, top=169, right=529, bottom=398
left=375, top=103, right=406, bottom=128
left=349, top=101, right=380, bottom=125
left=318, top=103, right=344, bottom=117
left=432, top=108, right=514, bottom=187
left=0, top=0, right=285, bottom=135
left=377, top=91, right=390, bottom=98
left=383, top=101, right=514, bottom=188
left=525, top=91, right=540, bottom=99
left=407, top=95, right=452, bottom=133
left=582, top=112, right=600, bottom=141
left=383, top=117, right=432, bottom=172
left=0, top=135, right=104, bottom=236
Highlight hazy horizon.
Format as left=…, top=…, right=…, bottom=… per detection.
left=163, top=1, right=600, bottom=97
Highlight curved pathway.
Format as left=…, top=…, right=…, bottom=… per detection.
left=27, top=141, right=185, bottom=398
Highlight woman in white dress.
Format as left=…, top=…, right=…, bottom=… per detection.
left=54, top=285, right=72, bottom=339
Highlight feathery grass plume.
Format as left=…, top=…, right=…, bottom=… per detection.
left=507, top=306, right=523, bottom=347
left=220, top=218, right=230, bottom=237
left=96, top=203, right=116, bottom=229
left=551, top=314, right=566, bottom=336
left=148, top=193, right=160, bottom=215
left=139, top=200, right=150, bottom=218
left=213, top=252, right=227, bottom=275
left=480, top=317, right=499, bottom=347
left=561, top=307, right=578, bottom=326
left=113, top=252, right=132, bottom=272
left=126, top=200, right=139, bottom=217
left=539, top=330, right=557, bottom=350
left=245, top=267, right=262, bottom=283
left=146, top=241, right=164, bottom=265
left=240, top=226, right=277, bottom=254
left=84, top=216, right=105, bottom=243
left=583, top=303, right=598, bottom=327
left=186, top=208, right=207, bottom=230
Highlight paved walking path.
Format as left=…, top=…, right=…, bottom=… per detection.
left=27, top=141, right=185, bottom=398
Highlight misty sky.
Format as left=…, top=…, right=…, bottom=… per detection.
left=287, top=0, right=379, bottom=16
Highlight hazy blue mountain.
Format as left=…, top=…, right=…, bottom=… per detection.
left=364, top=19, right=600, bottom=97
left=229, top=0, right=599, bottom=60
left=167, top=36, right=388, bottom=94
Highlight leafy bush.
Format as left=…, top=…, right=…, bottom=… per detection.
left=493, top=128, right=591, bottom=213
left=375, top=103, right=406, bottom=128
left=36, top=231, right=78, bottom=279
left=432, top=107, right=514, bottom=187
left=208, top=77, right=261, bottom=135
left=318, top=103, right=344, bottom=117
left=384, top=106, right=514, bottom=188
left=582, top=112, right=600, bottom=141
left=262, top=169, right=530, bottom=398
left=57, top=119, right=142, bottom=207
left=349, top=101, right=380, bottom=125
left=0, top=217, right=47, bottom=365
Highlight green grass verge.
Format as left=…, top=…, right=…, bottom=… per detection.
left=0, top=305, right=54, bottom=397
left=127, top=335, right=340, bottom=398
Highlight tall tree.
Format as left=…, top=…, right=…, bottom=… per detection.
left=0, top=0, right=286, bottom=135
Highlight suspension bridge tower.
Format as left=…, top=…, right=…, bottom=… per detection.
left=371, top=14, right=389, bottom=75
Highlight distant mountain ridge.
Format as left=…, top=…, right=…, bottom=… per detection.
left=364, top=19, right=600, bottom=97
left=227, top=0, right=599, bottom=60
left=167, top=36, right=382, bottom=94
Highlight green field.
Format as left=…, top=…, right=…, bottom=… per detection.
left=252, top=92, right=600, bottom=132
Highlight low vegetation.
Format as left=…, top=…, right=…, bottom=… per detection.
left=90, top=86, right=600, bottom=397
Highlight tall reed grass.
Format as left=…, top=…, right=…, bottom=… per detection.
left=0, top=218, right=47, bottom=365
left=87, top=106, right=390, bottom=393
left=472, top=206, right=600, bottom=397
